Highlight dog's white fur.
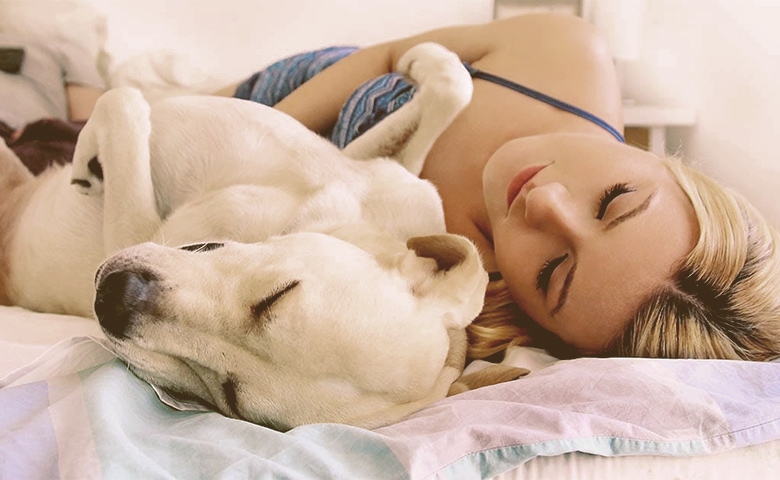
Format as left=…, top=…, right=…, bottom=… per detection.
left=0, top=44, right=511, bottom=429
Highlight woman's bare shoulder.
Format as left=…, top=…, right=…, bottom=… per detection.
left=384, top=13, right=604, bottom=66
left=473, top=14, right=623, bottom=135
left=481, top=14, right=613, bottom=68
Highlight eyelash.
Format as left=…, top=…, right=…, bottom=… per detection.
left=596, top=182, right=634, bottom=220
left=536, top=183, right=634, bottom=296
left=536, top=253, right=568, bottom=294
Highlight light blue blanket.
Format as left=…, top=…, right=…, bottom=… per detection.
left=1, top=337, right=779, bottom=479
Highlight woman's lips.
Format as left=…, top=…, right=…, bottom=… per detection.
left=506, top=164, right=548, bottom=210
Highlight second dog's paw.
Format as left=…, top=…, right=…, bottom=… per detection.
left=397, top=42, right=472, bottom=108
left=398, top=43, right=465, bottom=84
left=70, top=156, right=104, bottom=195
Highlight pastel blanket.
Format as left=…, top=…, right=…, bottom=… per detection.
left=2, top=337, right=779, bottom=479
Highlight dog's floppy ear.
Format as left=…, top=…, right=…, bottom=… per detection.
left=405, top=234, right=489, bottom=329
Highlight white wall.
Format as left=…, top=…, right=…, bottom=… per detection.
left=619, top=0, right=780, bottom=228
left=85, top=0, right=492, bottom=82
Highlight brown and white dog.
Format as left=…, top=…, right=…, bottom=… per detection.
left=0, top=43, right=526, bottom=430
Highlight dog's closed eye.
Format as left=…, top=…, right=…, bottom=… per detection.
left=251, top=280, right=300, bottom=319
left=179, top=242, right=225, bottom=253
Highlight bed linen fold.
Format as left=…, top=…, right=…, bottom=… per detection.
left=1, top=337, right=779, bottom=479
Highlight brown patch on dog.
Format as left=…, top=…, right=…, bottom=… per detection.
left=372, top=121, right=419, bottom=158
left=0, top=143, right=36, bottom=305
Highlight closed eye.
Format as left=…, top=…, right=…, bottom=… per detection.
left=536, top=253, right=568, bottom=294
left=596, top=183, right=634, bottom=220
left=251, top=280, right=300, bottom=318
left=179, top=242, right=225, bottom=253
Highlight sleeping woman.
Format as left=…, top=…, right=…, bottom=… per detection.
left=214, top=13, right=780, bottom=362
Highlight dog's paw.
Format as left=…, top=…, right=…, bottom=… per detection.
left=69, top=87, right=152, bottom=197
left=70, top=155, right=104, bottom=195
left=447, top=365, right=530, bottom=396
left=398, top=43, right=469, bottom=88
left=69, top=118, right=105, bottom=195
left=397, top=42, right=472, bottom=112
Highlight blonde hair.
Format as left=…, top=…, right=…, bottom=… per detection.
left=468, top=156, right=780, bottom=362
left=467, top=277, right=574, bottom=361
left=466, top=278, right=529, bottom=360
left=608, top=157, right=780, bottom=360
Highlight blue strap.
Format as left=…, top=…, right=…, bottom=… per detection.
left=464, top=64, right=625, bottom=143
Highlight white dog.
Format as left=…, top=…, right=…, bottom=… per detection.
left=0, top=44, right=524, bottom=429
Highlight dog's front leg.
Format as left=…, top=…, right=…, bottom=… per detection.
left=71, top=87, right=161, bottom=255
left=342, top=43, right=473, bottom=176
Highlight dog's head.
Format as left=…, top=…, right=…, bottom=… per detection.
left=94, top=232, right=487, bottom=430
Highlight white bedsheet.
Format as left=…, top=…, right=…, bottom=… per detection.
left=2, top=305, right=780, bottom=479
left=0, top=306, right=102, bottom=377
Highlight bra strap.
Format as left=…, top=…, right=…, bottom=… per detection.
left=464, top=64, right=625, bottom=143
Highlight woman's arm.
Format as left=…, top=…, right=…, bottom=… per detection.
left=271, top=20, right=501, bottom=134
left=215, top=14, right=617, bottom=135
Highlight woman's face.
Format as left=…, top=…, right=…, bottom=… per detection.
left=483, top=133, right=698, bottom=354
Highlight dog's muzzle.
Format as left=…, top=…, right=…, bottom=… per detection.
left=95, top=268, right=160, bottom=339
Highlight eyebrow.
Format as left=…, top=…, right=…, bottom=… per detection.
left=551, top=191, right=658, bottom=315
left=605, top=191, right=657, bottom=231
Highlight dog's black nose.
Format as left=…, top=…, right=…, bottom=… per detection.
left=95, top=269, right=158, bottom=338
left=179, top=242, right=224, bottom=252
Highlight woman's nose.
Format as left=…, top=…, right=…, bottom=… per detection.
left=524, top=182, right=584, bottom=240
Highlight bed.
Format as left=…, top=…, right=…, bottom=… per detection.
left=2, top=1, right=780, bottom=478
left=3, top=306, right=780, bottom=479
